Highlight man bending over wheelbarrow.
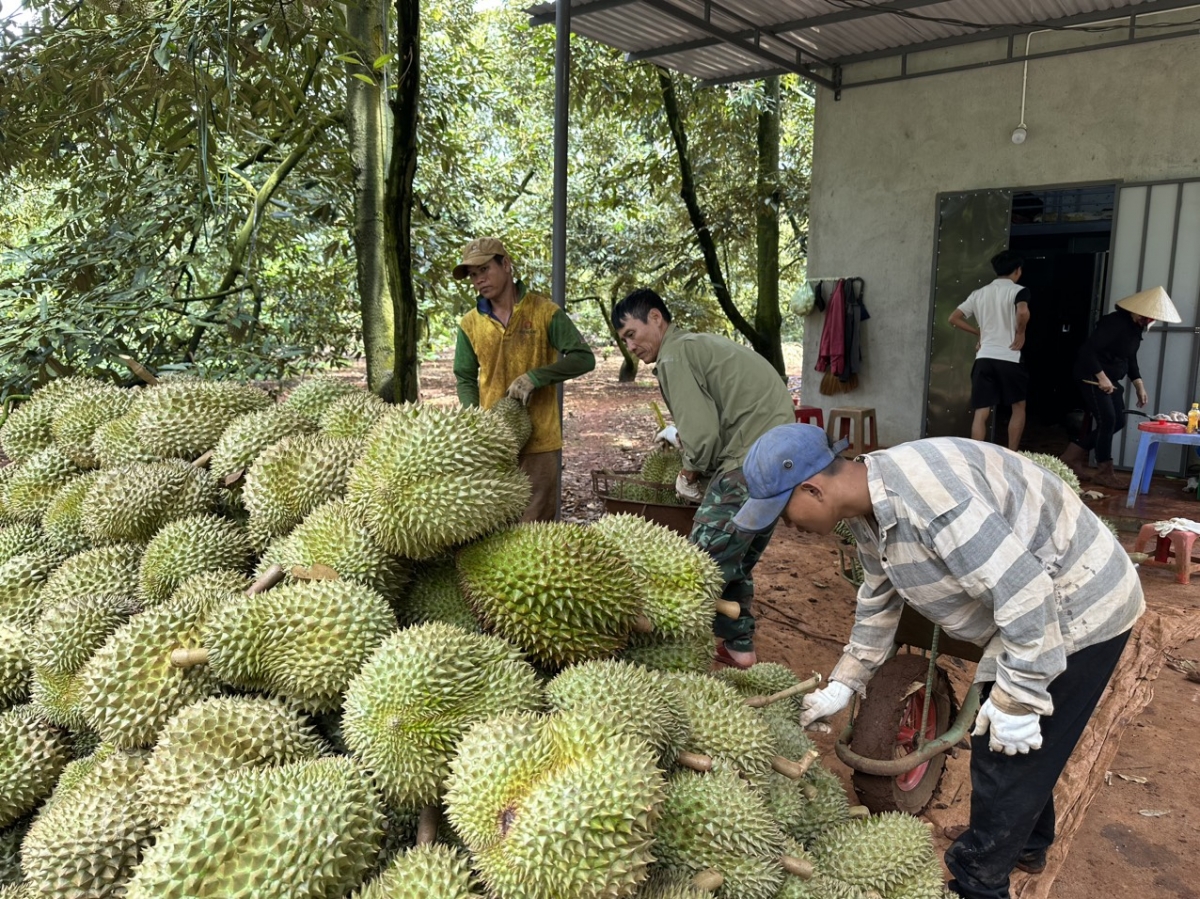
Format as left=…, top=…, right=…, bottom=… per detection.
left=733, top=424, right=1144, bottom=899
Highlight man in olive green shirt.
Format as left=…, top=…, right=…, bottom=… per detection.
left=612, top=288, right=795, bottom=668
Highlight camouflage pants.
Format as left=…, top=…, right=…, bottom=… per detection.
left=689, top=467, right=776, bottom=653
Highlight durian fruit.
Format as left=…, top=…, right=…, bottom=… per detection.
left=594, top=514, right=719, bottom=673
left=81, top=460, right=217, bottom=545
left=184, top=579, right=397, bottom=713
left=76, top=596, right=221, bottom=748
left=137, top=514, right=252, bottom=605
left=166, top=568, right=251, bottom=607
left=445, top=710, right=665, bottom=899
left=281, top=375, right=365, bottom=424
left=881, top=855, right=949, bottom=899
left=342, top=622, right=544, bottom=809
left=127, top=380, right=273, bottom=460
left=137, top=695, right=328, bottom=828
left=0, top=550, right=60, bottom=627
left=0, top=524, right=43, bottom=566
left=50, top=385, right=138, bottom=469
left=546, top=659, right=687, bottom=767
left=320, top=391, right=390, bottom=440
left=357, top=843, right=481, bottom=898
left=208, top=404, right=315, bottom=482
left=37, top=543, right=143, bottom=609
left=90, top=412, right=159, bottom=468
left=20, top=744, right=153, bottom=899
left=771, top=763, right=853, bottom=848
left=40, top=471, right=101, bottom=556
left=810, top=813, right=938, bottom=895
left=0, top=815, right=30, bottom=885
left=258, top=499, right=411, bottom=606
left=0, top=447, right=82, bottom=524
left=1021, top=451, right=1082, bottom=495
left=457, top=522, right=642, bottom=669
left=243, top=434, right=363, bottom=547
left=0, top=378, right=105, bottom=464
left=0, top=704, right=72, bottom=828
left=346, top=404, right=531, bottom=560
left=634, top=872, right=715, bottom=898
left=653, top=766, right=788, bottom=899
left=395, top=557, right=480, bottom=631
left=0, top=624, right=30, bottom=710
left=0, top=884, right=29, bottom=898
left=716, top=663, right=817, bottom=759
left=640, top=445, right=685, bottom=503
left=775, top=840, right=859, bottom=899
left=664, top=672, right=778, bottom=789
left=124, top=757, right=384, bottom=899
left=487, top=396, right=533, bottom=454
left=27, top=594, right=142, bottom=729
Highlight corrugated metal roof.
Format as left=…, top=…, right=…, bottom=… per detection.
left=526, top=0, right=1199, bottom=88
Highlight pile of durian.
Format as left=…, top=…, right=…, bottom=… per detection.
left=0, top=374, right=950, bottom=899
left=609, top=446, right=689, bottom=506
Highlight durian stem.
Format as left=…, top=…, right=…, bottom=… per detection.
left=744, top=674, right=822, bottom=708
left=714, top=599, right=741, bottom=620
left=691, top=869, right=724, bottom=892
left=848, top=805, right=871, bottom=819
left=248, top=564, right=286, bottom=595
left=416, top=805, right=440, bottom=846
left=192, top=450, right=214, bottom=469
left=801, top=783, right=818, bottom=801
left=772, top=755, right=805, bottom=780
left=290, top=563, right=340, bottom=582
left=781, top=855, right=815, bottom=879
left=675, top=751, right=714, bottom=773
left=223, top=468, right=246, bottom=488
left=116, top=354, right=159, bottom=386
left=794, top=748, right=820, bottom=777
left=170, top=647, right=210, bottom=668
left=632, top=614, right=655, bottom=634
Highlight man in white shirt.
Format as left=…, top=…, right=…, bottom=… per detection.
left=949, top=251, right=1031, bottom=450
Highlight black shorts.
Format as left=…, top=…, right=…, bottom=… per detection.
left=970, top=358, right=1028, bottom=408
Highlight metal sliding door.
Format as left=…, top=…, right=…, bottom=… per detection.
left=1108, top=181, right=1200, bottom=474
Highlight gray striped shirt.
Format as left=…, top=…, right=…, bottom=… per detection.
left=832, top=438, right=1143, bottom=715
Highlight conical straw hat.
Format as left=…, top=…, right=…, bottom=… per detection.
left=1116, top=286, right=1181, bottom=323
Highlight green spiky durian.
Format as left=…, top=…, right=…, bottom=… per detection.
left=0, top=704, right=72, bottom=828
left=243, top=434, right=362, bottom=546
left=81, top=460, right=217, bottom=545
left=137, top=514, right=252, bottom=605
left=138, top=695, right=328, bottom=828
left=343, top=622, right=544, bottom=809
left=715, top=662, right=816, bottom=756
left=20, top=744, right=153, bottom=899
left=320, top=390, right=390, bottom=440
left=125, top=757, right=384, bottom=899
left=546, top=659, right=687, bottom=766
left=281, top=375, right=365, bottom=424
left=664, top=672, right=777, bottom=789
left=654, top=766, right=787, bottom=899
left=208, top=404, right=316, bottom=481
left=457, top=522, right=642, bottom=668
left=634, top=873, right=714, bottom=899
left=0, top=550, right=60, bottom=627
left=258, top=499, right=410, bottom=605
left=396, top=557, right=480, bottom=631
left=620, top=637, right=715, bottom=675
left=445, top=711, right=664, bottom=899
left=0, top=378, right=105, bottom=464
left=50, top=385, right=138, bottom=469
left=487, top=396, right=533, bottom=454
left=38, top=543, right=143, bottom=608
left=195, top=579, right=396, bottom=712
left=166, top=568, right=250, bottom=607
left=127, top=380, right=273, bottom=460
left=76, top=597, right=220, bottom=748
left=0, top=816, right=30, bottom=885
left=882, top=856, right=949, bottom=899
left=641, top=445, right=683, bottom=485
left=358, top=844, right=481, bottom=898
left=773, top=764, right=853, bottom=847
left=40, top=471, right=100, bottom=556
left=0, top=448, right=83, bottom=524
left=346, top=404, right=530, bottom=560
left=0, top=624, right=30, bottom=710
left=90, top=412, right=159, bottom=468
left=1021, top=451, right=1082, bottom=495
left=28, top=594, right=141, bottom=729
left=811, top=812, right=938, bottom=894
left=0, top=524, right=42, bottom=566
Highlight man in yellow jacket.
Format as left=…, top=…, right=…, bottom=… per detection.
left=452, top=237, right=596, bottom=521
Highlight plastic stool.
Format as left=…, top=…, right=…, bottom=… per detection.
left=795, top=405, right=824, bottom=428
left=827, top=407, right=879, bottom=455
left=1133, top=524, right=1200, bottom=585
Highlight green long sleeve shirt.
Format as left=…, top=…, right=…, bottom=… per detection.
left=654, top=323, right=795, bottom=478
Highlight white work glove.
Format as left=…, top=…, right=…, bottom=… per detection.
left=506, top=373, right=537, bottom=405
left=799, top=681, right=855, bottom=729
left=655, top=425, right=682, bottom=449
left=972, top=689, right=1043, bottom=755
left=674, top=471, right=704, bottom=503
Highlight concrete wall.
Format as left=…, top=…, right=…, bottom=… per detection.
left=804, top=34, right=1200, bottom=446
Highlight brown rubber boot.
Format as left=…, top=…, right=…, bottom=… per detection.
left=1059, top=443, right=1090, bottom=480
left=1090, top=460, right=1126, bottom=489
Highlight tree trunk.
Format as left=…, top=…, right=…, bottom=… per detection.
left=593, top=281, right=640, bottom=382
left=343, top=0, right=395, bottom=395
left=754, top=76, right=786, bottom=377
left=385, top=0, right=420, bottom=403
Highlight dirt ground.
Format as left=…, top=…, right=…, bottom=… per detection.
left=421, top=351, right=1200, bottom=898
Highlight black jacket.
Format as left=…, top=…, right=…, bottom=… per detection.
left=1074, top=309, right=1145, bottom=384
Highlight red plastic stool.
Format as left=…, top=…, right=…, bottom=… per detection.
left=1133, top=524, right=1200, bottom=585
left=795, top=405, right=824, bottom=428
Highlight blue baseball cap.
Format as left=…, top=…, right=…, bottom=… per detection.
left=733, top=424, right=848, bottom=533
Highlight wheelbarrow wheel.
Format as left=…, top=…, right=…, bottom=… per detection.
left=849, top=653, right=956, bottom=815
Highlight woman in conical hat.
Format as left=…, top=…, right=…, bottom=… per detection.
left=1060, top=287, right=1181, bottom=489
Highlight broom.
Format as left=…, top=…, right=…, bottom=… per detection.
left=819, top=369, right=856, bottom=395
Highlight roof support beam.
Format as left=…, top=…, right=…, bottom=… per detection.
left=529, top=0, right=639, bottom=28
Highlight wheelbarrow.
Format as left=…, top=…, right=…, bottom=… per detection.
left=833, top=604, right=983, bottom=815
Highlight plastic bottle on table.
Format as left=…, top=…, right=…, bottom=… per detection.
left=1188, top=403, right=1200, bottom=434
